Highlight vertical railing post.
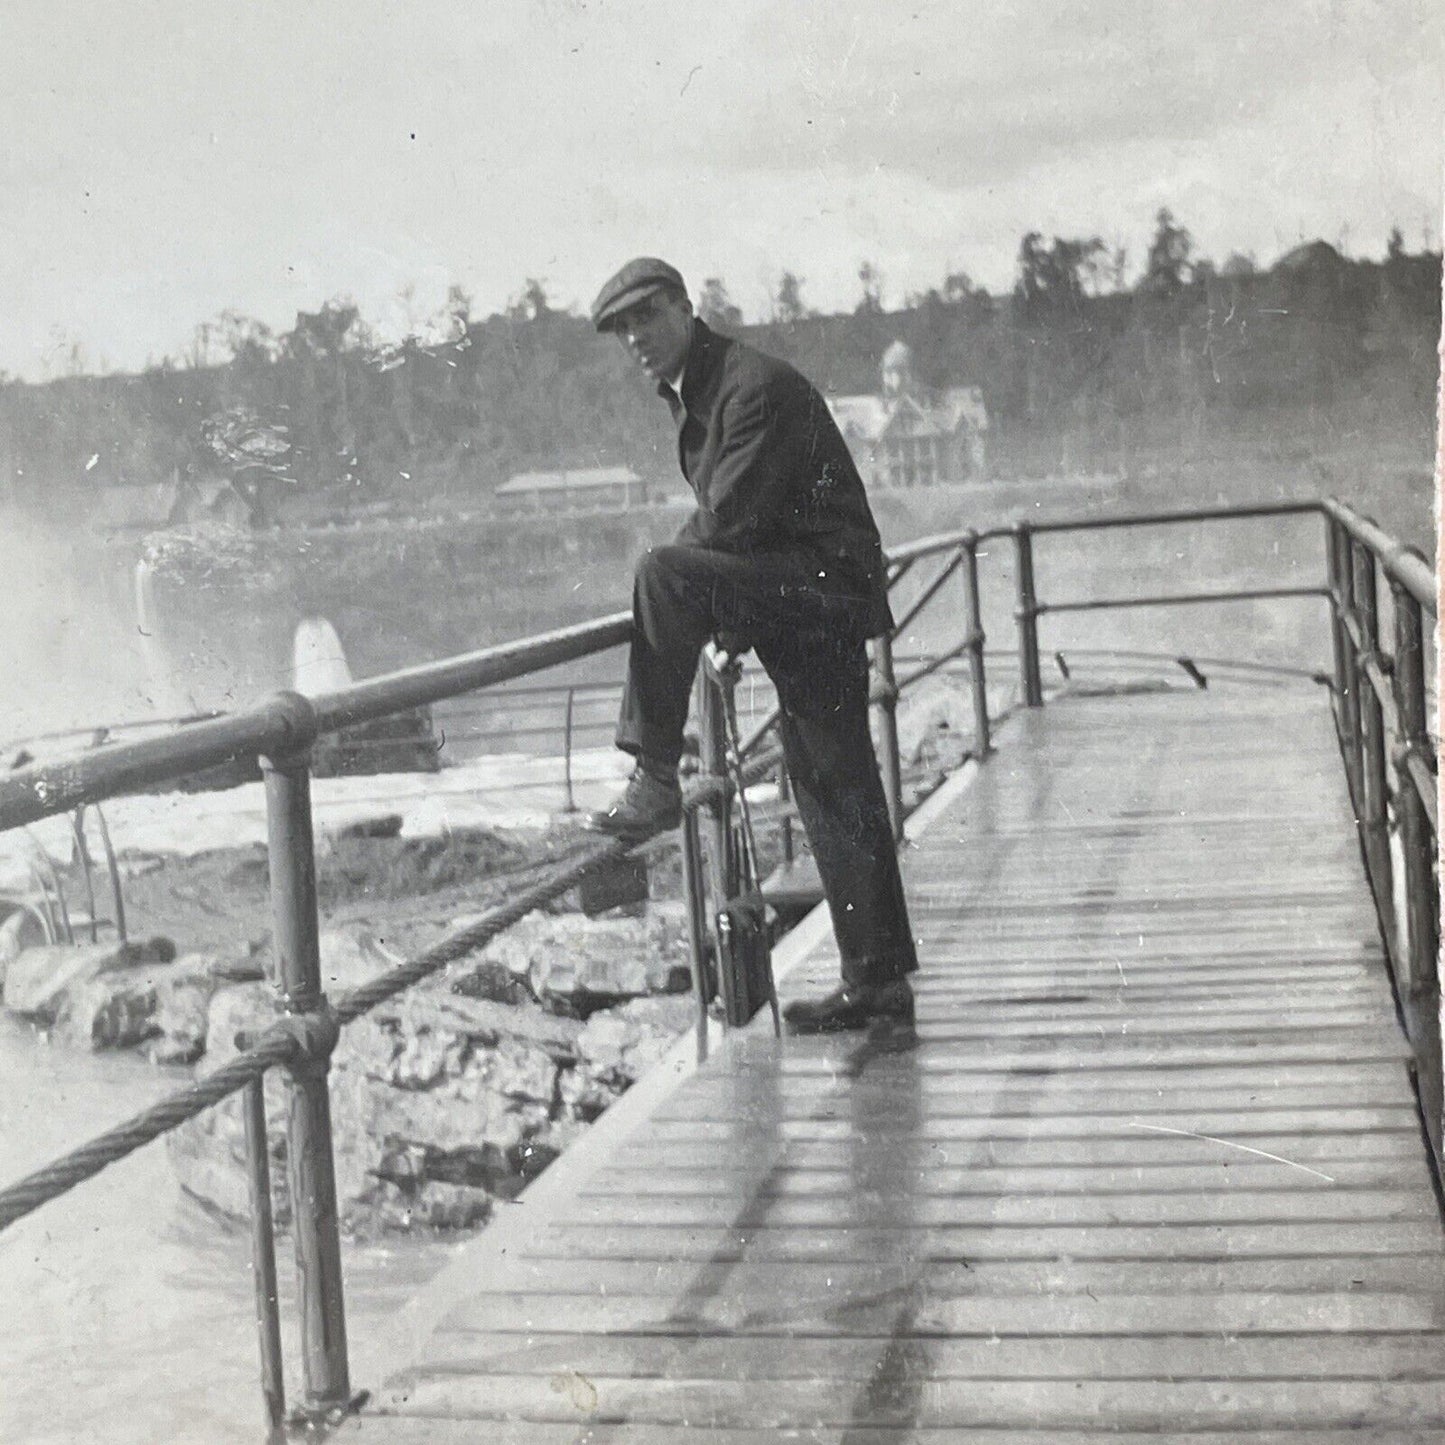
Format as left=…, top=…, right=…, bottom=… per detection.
left=1352, top=545, right=1392, bottom=930
left=1326, top=516, right=1354, bottom=750
left=259, top=691, right=352, bottom=1420
left=1337, top=530, right=1363, bottom=806
left=242, top=1078, right=286, bottom=1440
left=1013, top=523, right=1043, bottom=707
left=678, top=803, right=710, bottom=1062
left=776, top=758, right=795, bottom=866
left=872, top=631, right=905, bottom=844
left=561, top=687, right=577, bottom=813
left=1390, top=583, right=1441, bottom=1166
left=960, top=531, right=991, bottom=755
left=697, top=675, right=743, bottom=1026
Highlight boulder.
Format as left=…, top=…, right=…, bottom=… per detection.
left=317, top=926, right=396, bottom=997
left=172, top=979, right=583, bottom=1235
left=3, top=936, right=175, bottom=1023
left=144, top=969, right=218, bottom=1065
left=470, top=910, right=690, bottom=1012
left=168, top=917, right=693, bottom=1236
left=370, top=1178, right=492, bottom=1232
left=574, top=995, right=695, bottom=1085
left=54, top=973, right=159, bottom=1050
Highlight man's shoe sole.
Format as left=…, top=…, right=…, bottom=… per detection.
left=582, top=812, right=680, bottom=844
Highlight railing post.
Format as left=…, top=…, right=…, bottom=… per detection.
left=259, top=691, right=352, bottom=1420
left=1337, top=529, right=1363, bottom=805
left=561, top=687, right=577, bottom=813
left=1326, top=516, right=1354, bottom=750
left=1351, top=545, right=1393, bottom=930
left=242, top=1078, right=286, bottom=1440
left=1013, top=523, right=1043, bottom=707
left=777, top=759, right=795, bottom=865
left=1390, top=583, right=1441, bottom=1165
left=871, top=631, right=905, bottom=843
left=960, top=531, right=991, bottom=755
left=678, top=803, right=711, bottom=1062
left=697, top=675, right=743, bottom=1026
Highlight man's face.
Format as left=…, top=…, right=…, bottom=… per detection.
left=610, top=290, right=692, bottom=383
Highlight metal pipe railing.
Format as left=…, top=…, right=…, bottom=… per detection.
left=1, top=496, right=1436, bottom=1432
left=1013, top=523, right=1044, bottom=708
left=258, top=709, right=352, bottom=1417
left=1312, top=503, right=1440, bottom=1175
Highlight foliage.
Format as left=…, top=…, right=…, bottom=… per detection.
left=0, top=213, right=1438, bottom=530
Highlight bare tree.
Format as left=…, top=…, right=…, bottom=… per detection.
left=698, top=277, right=743, bottom=327
left=772, top=271, right=810, bottom=324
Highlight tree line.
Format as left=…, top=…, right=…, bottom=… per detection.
left=1, top=210, right=1439, bottom=522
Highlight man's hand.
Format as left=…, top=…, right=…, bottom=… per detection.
left=705, top=634, right=749, bottom=679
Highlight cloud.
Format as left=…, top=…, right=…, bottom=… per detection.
left=0, top=0, right=1438, bottom=376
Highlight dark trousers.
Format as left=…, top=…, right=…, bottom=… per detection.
left=616, top=544, right=917, bottom=986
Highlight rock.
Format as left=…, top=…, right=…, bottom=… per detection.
left=451, top=958, right=535, bottom=1007
left=557, top=994, right=695, bottom=1123
left=54, top=973, right=159, bottom=1050
left=317, top=926, right=395, bottom=996
left=391, top=1026, right=466, bottom=1091
left=574, top=995, right=694, bottom=1085
left=3, top=936, right=175, bottom=1023
left=371, top=1178, right=492, bottom=1232
left=144, top=970, right=216, bottom=1065
left=471, top=911, right=690, bottom=1013
left=204, top=980, right=282, bottom=1063
left=490, top=1037, right=558, bottom=1105
left=167, top=903, right=693, bottom=1237
left=172, top=977, right=583, bottom=1235
left=370, top=992, right=583, bottom=1065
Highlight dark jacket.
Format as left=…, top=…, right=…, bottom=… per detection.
left=664, top=320, right=893, bottom=637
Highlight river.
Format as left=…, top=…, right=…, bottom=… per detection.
left=0, top=1013, right=462, bottom=1445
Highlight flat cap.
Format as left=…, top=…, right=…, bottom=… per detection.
left=591, top=257, right=686, bottom=330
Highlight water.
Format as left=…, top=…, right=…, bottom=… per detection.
left=0, top=498, right=1353, bottom=1441
left=0, top=1015, right=458, bottom=1445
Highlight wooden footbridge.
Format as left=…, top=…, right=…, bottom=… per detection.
left=0, top=499, right=1439, bottom=1442
left=340, top=678, right=1445, bottom=1442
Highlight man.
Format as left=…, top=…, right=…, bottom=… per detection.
left=584, top=256, right=917, bottom=1034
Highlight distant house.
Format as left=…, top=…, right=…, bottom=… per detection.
left=494, top=466, right=653, bottom=514
left=828, top=341, right=988, bottom=488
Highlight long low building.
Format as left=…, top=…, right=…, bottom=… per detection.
left=495, top=466, right=664, bottom=514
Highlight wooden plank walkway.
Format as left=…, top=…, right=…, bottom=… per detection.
left=342, top=681, right=1445, bottom=1442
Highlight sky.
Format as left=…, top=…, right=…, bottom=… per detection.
left=1, top=0, right=1441, bottom=380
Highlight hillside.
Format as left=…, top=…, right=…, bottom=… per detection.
left=1, top=230, right=1437, bottom=555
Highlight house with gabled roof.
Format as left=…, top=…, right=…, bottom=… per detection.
left=827, top=340, right=987, bottom=488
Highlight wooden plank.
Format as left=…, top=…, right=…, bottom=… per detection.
left=339, top=1418, right=1445, bottom=1445
left=421, top=1330, right=1445, bottom=1382
left=584, top=1159, right=1430, bottom=1196
left=643, top=1107, right=1422, bottom=1138
left=759, top=1039, right=1414, bottom=1069
left=670, top=1082, right=1415, bottom=1113
left=379, top=1374, right=1445, bottom=1430
left=729, top=1059, right=1410, bottom=1087
left=553, top=1190, right=1436, bottom=1230
left=523, top=1221, right=1444, bottom=1262
left=463, top=1254, right=1445, bottom=1300
left=611, top=1130, right=1426, bottom=1169
left=902, top=1011, right=1395, bottom=1037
